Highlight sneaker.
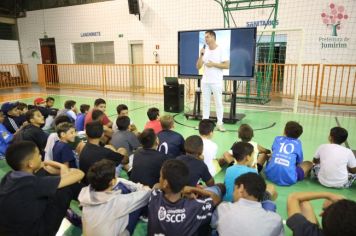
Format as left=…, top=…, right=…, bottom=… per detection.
left=216, top=124, right=226, bottom=132
left=66, top=209, right=82, bottom=228
left=194, top=126, right=199, bottom=130
left=139, top=215, right=148, bottom=223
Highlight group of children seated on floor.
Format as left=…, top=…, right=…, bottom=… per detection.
left=0, top=96, right=355, bottom=236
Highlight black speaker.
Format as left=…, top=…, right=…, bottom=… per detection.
left=128, top=0, right=140, bottom=15
left=164, top=84, right=184, bottom=113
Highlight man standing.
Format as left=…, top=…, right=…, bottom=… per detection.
left=196, top=30, right=229, bottom=132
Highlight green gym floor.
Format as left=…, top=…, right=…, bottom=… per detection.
left=0, top=92, right=355, bottom=236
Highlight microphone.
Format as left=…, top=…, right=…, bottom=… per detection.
left=201, top=44, right=206, bottom=56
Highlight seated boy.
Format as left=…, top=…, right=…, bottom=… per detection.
left=144, top=107, right=162, bottom=134
left=148, top=159, right=221, bottom=236
left=44, top=115, right=72, bottom=161
left=221, top=124, right=271, bottom=172
left=157, top=115, right=185, bottom=158
left=223, top=142, right=277, bottom=202
left=56, top=100, right=77, bottom=123
left=112, top=104, right=139, bottom=134
left=19, top=109, right=49, bottom=159
left=1, top=102, right=26, bottom=134
left=0, top=109, right=13, bottom=159
left=75, top=104, right=90, bottom=132
left=0, top=141, right=84, bottom=235
left=214, top=173, right=284, bottom=236
left=130, top=128, right=168, bottom=187
left=79, top=159, right=151, bottom=236
left=199, top=119, right=218, bottom=176
left=79, top=121, right=128, bottom=185
left=84, top=98, right=112, bottom=128
left=17, top=102, right=28, bottom=115
left=312, top=127, right=356, bottom=188
left=110, top=116, right=140, bottom=156
left=265, top=121, right=313, bottom=186
left=53, top=122, right=78, bottom=168
left=177, top=135, right=214, bottom=187
left=287, top=191, right=356, bottom=236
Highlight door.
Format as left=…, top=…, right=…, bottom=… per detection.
left=129, top=43, right=144, bottom=88
left=40, top=38, right=59, bottom=84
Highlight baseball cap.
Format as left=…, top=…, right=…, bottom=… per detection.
left=34, top=97, right=46, bottom=105
left=1, top=102, right=19, bottom=114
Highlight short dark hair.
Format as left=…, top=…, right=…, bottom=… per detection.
left=184, top=135, right=203, bottom=156
left=64, top=100, right=76, bottom=110
left=147, top=107, right=159, bottom=121
left=94, top=98, right=106, bottom=107
left=238, top=124, right=254, bottom=142
left=46, top=97, right=55, bottom=102
left=25, top=109, right=40, bottom=122
left=322, top=199, right=356, bottom=236
left=116, top=116, right=130, bottom=131
left=92, top=109, right=104, bottom=121
left=80, top=104, right=90, bottom=114
left=284, top=121, right=303, bottom=139
left=56, top=122, right=75, bottom=137
left=54, top=115, right=72, bottom=127
left=5, top=141, right=37, bottom=171
left=86, top=121, right=104, bottom=139
left=87, top=159, right=116, bottom=191
left=205, top=30, right=216, bottom=39
left=199, top=119, right=215, bottom=136
left=231, top=142, right=254, bottom=162
left=330, top=127, right=348, bottom=145
left=17, top=102, right=28, bottom=111
left=235, top=172, right=266, bottom=201
left=160, top=115, right=174, bottom=130
left=116, top=104, right=128, bottom=115
left=139, top=128, right=157, bottom=148
left=161, top=159, right=189, bottom=193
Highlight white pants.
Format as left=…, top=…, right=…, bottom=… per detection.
left=201, top=82, right=223, bottom=125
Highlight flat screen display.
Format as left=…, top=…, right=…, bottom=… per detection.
left=178, top=27, right=256, bottom=79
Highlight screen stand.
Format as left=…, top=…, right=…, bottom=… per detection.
left=184, top=79, right=245, bottom=124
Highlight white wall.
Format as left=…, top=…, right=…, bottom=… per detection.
left=17, top=0, right=356, bottom=82
left=0, top=40, right=21, bottom=64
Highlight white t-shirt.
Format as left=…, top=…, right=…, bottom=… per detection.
left=44, top=133, right=59, bottom=161
left=202, top=45, right=229, bottom=84
left=202, top=137, right=218, bottom=176
left=314, top=143, right=356, bottom=187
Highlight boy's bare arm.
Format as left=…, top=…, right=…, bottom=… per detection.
left=287, top=192, right=344, bottom=218
left=183, top=186, right=221, bottom=206
left=43, top=161, right=84, bottom=188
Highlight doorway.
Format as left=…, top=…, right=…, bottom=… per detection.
left=40, top=38, right=58, bottom=84
left=129, top=42, right=144, bottom=88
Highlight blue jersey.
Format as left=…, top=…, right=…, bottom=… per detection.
left=0, top=124, right=13, bottom=156
left=223, top=165, right=257, bottom=202
left=75, top=113, right=86, bottom=131
left=265, top=136, right=303, bottom=186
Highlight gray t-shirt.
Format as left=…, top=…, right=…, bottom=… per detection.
left=215, top=198, right=284, bottom=236
left=110, top=130, right=140, bottom=156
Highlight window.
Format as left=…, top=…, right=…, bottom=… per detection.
left=72, top=41, right=115, bottom=64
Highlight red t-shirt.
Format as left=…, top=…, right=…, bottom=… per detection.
left=144, top=120, right=162, bottom=134
left=84, top=110, right=111, bottom=127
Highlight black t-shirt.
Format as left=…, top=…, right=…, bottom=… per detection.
left=129, top=148, right=167, bottom=187
left=79, top=142, right=124, bottom=185
left=157, top=130, right=185, bottom=158
left=22, top=124, right=49, bottom=158
left=176, top=154, right=212, bottom=186
left=0, top=171, right=60, bottom=236
left=148, top=189, right=214, bottom=236
left=53, top=141, right=77, bottom=168
left=3, top=115, right=26, bottom=134
left=287, top=213, right=324, bottom=236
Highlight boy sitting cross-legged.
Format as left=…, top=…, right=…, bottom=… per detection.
left=264, top=121, right=313, bottom=186
left=148, top=159, right=221, bottom=236
left=0, top=141, right=84, bottom=236
left=312, top=127, right=356, bottom=188
left=79, top=159, right=151, bottom=236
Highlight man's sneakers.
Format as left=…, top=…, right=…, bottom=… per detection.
left=216, top=124, right=226, bottom=132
